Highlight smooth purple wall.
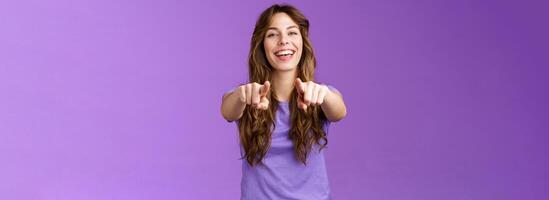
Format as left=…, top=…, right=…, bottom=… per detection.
left=1, top=0, right=547, bottom=199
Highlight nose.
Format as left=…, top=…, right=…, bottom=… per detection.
left=279, top=35, right=289, bottom=45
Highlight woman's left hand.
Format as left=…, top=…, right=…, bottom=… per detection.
left=295, top=78, right=330, bottom=111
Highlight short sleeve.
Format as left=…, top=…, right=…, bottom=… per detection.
left=325, top=85, right=342, bottom=97
left=225, top=87, right=237, bottom=95
left=322, top=118, right=331, bottom=135
left=322, top=84, right=340, bottom=135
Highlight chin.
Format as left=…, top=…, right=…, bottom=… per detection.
left=273, top=64, right=297, bottom=71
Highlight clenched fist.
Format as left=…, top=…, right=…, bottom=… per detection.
left=236, top=81, right=271, bottom=110
left=295, top=78, right=330, bottom=111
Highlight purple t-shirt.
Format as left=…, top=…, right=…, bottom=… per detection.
left=237, top=101, right=332, bottom=200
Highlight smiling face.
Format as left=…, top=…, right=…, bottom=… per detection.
left=263, top=13, right=303, bottom=72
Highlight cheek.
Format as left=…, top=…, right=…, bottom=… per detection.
left=297, top=39, right=303, bottom=49
left=263, top=40, right=275, bottom=55
left=293, top=38, right=303, bottom=51
left=295, top=40, right=304, bottom=56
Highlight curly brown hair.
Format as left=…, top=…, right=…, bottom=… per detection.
left=238, top=4, right=328, bottom=166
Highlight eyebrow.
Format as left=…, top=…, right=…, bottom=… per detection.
left=267, top=25, right=299, bottom=31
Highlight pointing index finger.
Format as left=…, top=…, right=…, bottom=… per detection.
left=295, top=78, right=305, bottom=94
left=261, top=81, right=270, bottom=97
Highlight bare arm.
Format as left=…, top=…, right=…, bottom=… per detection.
left=220, top=82, right=270, bottom=122
left=320, top=87, right=347, bottom=122
left=295, top=78, right=347, bottom=122
left=220, top=89, right=247, bottom=122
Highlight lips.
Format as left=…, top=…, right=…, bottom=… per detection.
left=274, top=49, right=296, bottom=62
left=275, top=49, right=296, bottom=56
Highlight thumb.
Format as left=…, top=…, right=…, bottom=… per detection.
left=260, top=81, right=270, bottom=97
left=295, top=78, right=305, bottom=94
left=258, top=95, right=270, bottom=110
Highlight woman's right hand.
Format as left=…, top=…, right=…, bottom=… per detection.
left=236, top=81, right=271, bottom=110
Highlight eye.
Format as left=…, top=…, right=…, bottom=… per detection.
left=289, top=31, right=298, bottom=36
left=266, top=33, right=277, bottom=38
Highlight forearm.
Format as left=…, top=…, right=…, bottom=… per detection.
left=221, top=90, right=247, bottom=122
left=320, top=89, right=347, bottom=122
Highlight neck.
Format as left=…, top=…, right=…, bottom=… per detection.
left=272, top=69, right=297, bottom=102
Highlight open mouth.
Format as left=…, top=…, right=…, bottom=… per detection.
left=274, top=49, right=296, bottom=61
left=275, top=49, right=296, bottom=56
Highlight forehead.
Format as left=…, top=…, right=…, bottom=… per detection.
left=268, top=13, right=298, bottom=29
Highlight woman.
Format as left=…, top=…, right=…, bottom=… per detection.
left=221, top=4, right=347, bottom=200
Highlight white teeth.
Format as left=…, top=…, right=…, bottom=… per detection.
left=275, top=50, right=295, bottom=56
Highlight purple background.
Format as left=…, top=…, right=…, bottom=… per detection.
left=1, top=0, right=548, bottom=199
